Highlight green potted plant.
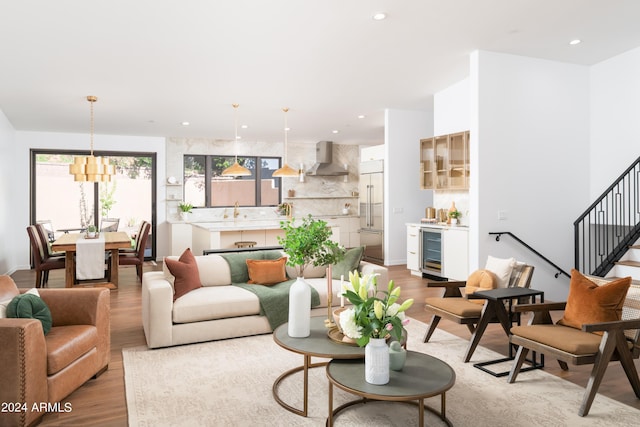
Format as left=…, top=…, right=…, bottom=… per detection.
left=277, top=214, right=345, bottom=278
left=448, top=209, right=461, bottom=225
left=178, top=202, right=193, bottom=221
left=278, top=214, right=346, bottom=337
left=86, top=224, right=98, bottom=238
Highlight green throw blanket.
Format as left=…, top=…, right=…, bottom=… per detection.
left=233, top=280, right=320, bottom=330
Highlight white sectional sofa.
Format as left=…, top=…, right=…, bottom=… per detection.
left=141, top=248, right=387, bottom=349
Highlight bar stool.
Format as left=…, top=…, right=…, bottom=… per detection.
left=235, top=241, right=257, bottom=248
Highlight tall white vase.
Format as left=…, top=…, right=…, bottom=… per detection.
left=288, top=276, right=311, bottom=337
left=365, top=338, right=390, bottom=385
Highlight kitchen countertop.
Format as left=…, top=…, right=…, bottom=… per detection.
left=406, top=222, right=469, bottom=230
left=186, top=215, right=358, bottom=232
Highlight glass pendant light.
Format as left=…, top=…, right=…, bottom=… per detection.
left=222, top=104, right=251, bottom=176
left=273, top=107, right=299, bottom=177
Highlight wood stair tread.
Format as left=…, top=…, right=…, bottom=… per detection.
left=615, top=260, right=640, bottom=267
left=630, top=245, right=640, bottom=250
left=606, top=276, right=640, bottom=286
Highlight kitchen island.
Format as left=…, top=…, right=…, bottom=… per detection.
left=169, top=218, right=348, bottom=256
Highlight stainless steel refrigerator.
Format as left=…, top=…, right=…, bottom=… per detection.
left=359, top=160, right=384, bottom=264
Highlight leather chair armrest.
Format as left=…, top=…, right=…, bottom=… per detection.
left=0, top=319, right=48, bottom=427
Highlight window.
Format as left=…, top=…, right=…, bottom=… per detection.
left=31, top=150, right=157, bottom=259
left=183, top=155, right=282, bottom=208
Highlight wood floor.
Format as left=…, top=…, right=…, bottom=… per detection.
left=9, top=264, right=640, bottom=426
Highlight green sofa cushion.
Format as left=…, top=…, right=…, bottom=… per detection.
left=7, top=293, right=53, bottom=335
left=331, top=246, right=364, bottom=279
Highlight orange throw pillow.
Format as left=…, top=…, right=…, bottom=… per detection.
left=558, top=269, right=631, bottom=331
left=165, top=248, right=202, bottom=301
left=246, top=257, right=288, bottom=285
left=465, top=269, right=498, bottom=304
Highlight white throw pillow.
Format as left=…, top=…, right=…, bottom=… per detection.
left=25, top=288, right=40, bottom=297
left=0, top=298, right=12, bottom=318
left=485, top=255, right=517, bottom=288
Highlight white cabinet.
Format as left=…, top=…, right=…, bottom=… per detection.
left=405, top=223, right=468, bottom=280
left=348, top=217, right=361, bottom=248
left=406, top=224, right=420, bottom=275
left=442, top=228, right=469, bottom=281
left=170, top=223, right=193, bottom=255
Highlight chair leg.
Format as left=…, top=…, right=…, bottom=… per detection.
left=579, top=330, right=618, bottom=416
left=43, top=271, right=49, bottom=287
left=423, top=315, right=441, bottom=343
left=35, top=270, right=43, bottom=288
left=136, top=264, right=143, bottom=281
left=466, top=323, right=476, bottom=334
left=507, top=345, right=529, bottom=383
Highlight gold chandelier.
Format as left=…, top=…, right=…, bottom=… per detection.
left=273, top=107, right=299, bottom=177
left=69, top=96, right=115, bottom=182
left=221, top=103, right=251, bottom=176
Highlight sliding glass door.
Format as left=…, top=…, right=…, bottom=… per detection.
left=30, top=150, right=157, bottom=259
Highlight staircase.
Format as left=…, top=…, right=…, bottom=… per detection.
left=574, top=156, right=640, bottom=281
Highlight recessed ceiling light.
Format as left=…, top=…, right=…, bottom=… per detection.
left=372, top=12, right=387, bottom=21
left=241, top=124, right=248, bottom=129
left=181, top=121, right=190, bottom=126
left=358, top=115, right=366, bottom=119
left=332, top=130, right=339, bottom=134
left=569, top=39, right=581, bottom=45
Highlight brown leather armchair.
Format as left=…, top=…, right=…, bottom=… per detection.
left=0, top=276, right=110, bottom=427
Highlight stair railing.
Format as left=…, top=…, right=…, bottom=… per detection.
left=574, top=156, right=640, bottom=276
left=489, top=232, right=570, bottom=278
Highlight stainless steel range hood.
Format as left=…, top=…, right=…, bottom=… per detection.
left=305, top=141, right=348, bottom=176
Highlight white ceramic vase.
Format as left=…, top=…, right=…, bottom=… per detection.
left=365, top=338, right=389, bottom=385
left=288, top=276, right=311, bottom=337
left=180, top=212, right=189, bottom=221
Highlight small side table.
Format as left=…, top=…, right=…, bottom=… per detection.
left=272, top=316, right=364, bottom=417
left=326, top=351, right=455, bottom=427
left=465, top=287, right=544, bottom=376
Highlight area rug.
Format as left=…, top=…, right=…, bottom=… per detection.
left=123, top=319, right=638, bottom=426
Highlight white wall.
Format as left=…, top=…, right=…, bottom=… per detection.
left=14, top=131, right=166, bottom=269
left=434, top=78, right=470, bottom=136
left=590, top=46, right=640, bottom=197
left=385, top=108, right=433, bottom=265
left=0, top=110, right=18, bottom=274
left=470, top=50, right=590, bottom=302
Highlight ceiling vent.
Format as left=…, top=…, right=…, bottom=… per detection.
left=305, top=141, right=348, bottom=176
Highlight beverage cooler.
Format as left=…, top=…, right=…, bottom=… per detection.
left=420, top=228, right=443, bottom=277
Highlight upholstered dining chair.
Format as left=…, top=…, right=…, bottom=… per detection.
left=507, top=271, right=640, bottom=416
left=100, top=217, right=120, bottom=232
left=423, top=259, right=535, bottom=343
left=119, top=221, right=148, bottom=255
left=36, top=219, right=56, bottom=242
left=35, top=223, right=64, bottom=257
left=26, top=225, right=66, bottom=287
left=118, top=221, right=150, bottom=281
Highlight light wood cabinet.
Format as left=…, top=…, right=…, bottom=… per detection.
left=420, top=131, right=469, bottom=190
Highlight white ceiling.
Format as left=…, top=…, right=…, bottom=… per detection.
left=1, top=0, right=640, bottom=146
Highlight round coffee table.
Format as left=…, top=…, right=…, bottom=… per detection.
left=272, top=316, right=364, bottom=417
left=326, top=351, right=455, bottom=426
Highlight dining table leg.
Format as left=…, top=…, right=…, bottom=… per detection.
left=65, top=251, right=74, bottom=288
left=109, top=248, right=119, bottom=288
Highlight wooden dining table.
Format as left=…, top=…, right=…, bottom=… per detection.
left=51, top=231, right=132, bottom=289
